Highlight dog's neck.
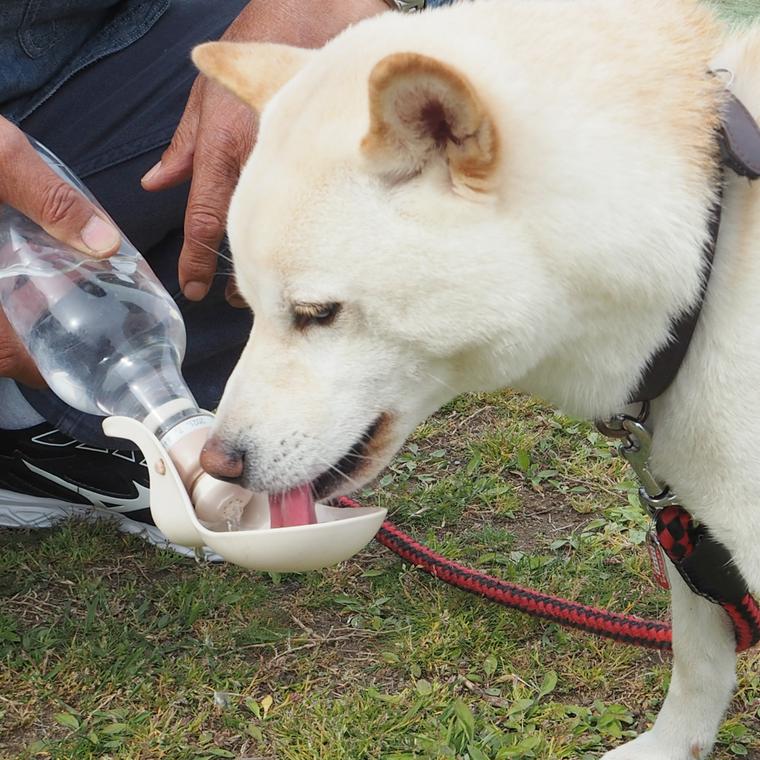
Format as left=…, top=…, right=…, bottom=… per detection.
left=510, top=317, right=683, bottom=420
left=519, top=90, right=760, bottom=420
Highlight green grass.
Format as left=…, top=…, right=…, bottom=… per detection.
left=2, top=391, right=759, bottom=759
left=709, top=0, right=760, bottom=21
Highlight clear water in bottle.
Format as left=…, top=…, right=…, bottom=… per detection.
left=0, top=137, right=252, bottom=532
left=0, top=210, right=191, bottom=423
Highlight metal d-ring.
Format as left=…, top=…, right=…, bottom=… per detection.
left=711, top=67, right=736, bottom=89
left=595, top=401, right=649, bottom=438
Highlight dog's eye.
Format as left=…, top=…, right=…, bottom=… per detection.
left=293, top=302, right=342, bottom=330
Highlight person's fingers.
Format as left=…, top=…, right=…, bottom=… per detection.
left=179, top=163, right=230, bottom=300
left=0, top=118, right=120, bottom=257
left=0, top=310, right=45, bottom=388
left=141, top=79, right=203, bottom=191
left=179, top=103, right=254, bottom=300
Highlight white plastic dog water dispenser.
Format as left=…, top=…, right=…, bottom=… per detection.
left=102, top=416, right=387, bottom=572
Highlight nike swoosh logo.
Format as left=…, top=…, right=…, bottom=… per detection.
left=31, top=428, right=77, bottom=448
left=22, top=460, right=151, bottom=512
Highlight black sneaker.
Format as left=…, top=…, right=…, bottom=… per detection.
left=0, top=422, right=219, bottom=560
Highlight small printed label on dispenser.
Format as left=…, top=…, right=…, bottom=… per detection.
left=160, top=414, right=214, bottom=450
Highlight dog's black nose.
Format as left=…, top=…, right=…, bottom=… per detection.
left=200, top=435, right=244, bottom=480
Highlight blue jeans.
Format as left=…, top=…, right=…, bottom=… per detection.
left=16, top=0, right=253, bottom=447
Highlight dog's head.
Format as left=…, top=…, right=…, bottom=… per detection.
left=193, top=23, right=546, bottom=498
left=194, top=3, right=721, bottom=498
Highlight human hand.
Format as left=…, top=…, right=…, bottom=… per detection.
left=141, top=0, right=387, bottom=305
left=0, top=116, right=121, bottom=386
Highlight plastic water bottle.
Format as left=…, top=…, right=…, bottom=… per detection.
left=0, top=138, right=250, bottom=531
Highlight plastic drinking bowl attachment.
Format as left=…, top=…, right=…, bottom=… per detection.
left=102, top=416, right=387, bottom=572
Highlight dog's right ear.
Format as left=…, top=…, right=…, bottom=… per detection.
left=192, top=41, right=313, bottom=112
left=362, top=52, right=499, bottom=195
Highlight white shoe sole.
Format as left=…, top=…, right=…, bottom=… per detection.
left=0, top=488, right=223, bottom=562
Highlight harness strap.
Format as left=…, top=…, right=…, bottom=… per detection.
left=655, top=505, right=760, bottom=651
left=630, top=199, right=721, bottom=403
left=634, top=89, right=760, bottom=650
left=720, top=92, right=760, bottom=180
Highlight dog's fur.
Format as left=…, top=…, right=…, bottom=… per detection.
left=194, top=2, right=760, bottom=756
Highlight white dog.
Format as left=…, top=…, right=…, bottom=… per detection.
left=193, top=1, right=760, bottom=757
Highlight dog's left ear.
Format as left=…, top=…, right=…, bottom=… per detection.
left=362, top=52, right=499, bottom=194
left=192, top=41, right=313, bottom=112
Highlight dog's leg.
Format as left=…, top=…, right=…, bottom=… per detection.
left=601, top=563, right=736, bottom=760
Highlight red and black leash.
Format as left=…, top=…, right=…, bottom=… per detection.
left=339, top=498, right=760, bottom=653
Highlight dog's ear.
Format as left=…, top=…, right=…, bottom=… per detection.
left=362, top=52, right=499, bottom=194
left=192, top=41, right=313, bottom=112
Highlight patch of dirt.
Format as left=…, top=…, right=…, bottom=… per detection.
left=0, top=706, right=68, bottom=759
left=503, top=485, right=596, bottom=552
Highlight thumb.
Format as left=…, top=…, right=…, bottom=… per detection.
left=0, top=123, right=120, bottom=257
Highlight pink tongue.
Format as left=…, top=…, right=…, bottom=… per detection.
left=269, top=485, right=317, bottom=528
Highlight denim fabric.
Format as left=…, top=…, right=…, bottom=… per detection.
left=0, top=0, right=168, bottom=123
left=16, top=0, right=252, bottom=447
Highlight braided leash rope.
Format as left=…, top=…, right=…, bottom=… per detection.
left=339, top=498, right=760, bottom=653
left=340, top=496, right=672, bottom=651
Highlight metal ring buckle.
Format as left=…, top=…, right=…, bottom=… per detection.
left=597, top=401, right=679, bottom=517
left=711, top=67, right=736, bottom=89
left=595, top=401, right=649, bottom=438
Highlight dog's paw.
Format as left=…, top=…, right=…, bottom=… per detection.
left=602, top=731, right=708, bottom=760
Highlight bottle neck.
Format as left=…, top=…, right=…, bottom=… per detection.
left=143, top=398, right=206, bottom=440
left=148, top=404, right=254, bottom=533
left=106, top=348, right=198, bottom=428
left=157, top=407, right=214, bottom=492
left=156, top=406, right=214, bottom=449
